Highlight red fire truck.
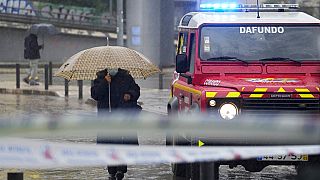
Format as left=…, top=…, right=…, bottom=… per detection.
left=167, top=3, right=320, bottom=180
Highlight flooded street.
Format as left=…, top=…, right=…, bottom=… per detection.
left=0, top=0, right=319, bottom=178
left=0, top=94, right=297, bottom=179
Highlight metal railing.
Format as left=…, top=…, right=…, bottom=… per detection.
left=0, top=63, right=86, bottom=99
left=0, top=6, right=120, bottom=33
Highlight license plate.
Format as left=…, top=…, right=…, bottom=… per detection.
left=270, top=94, right=292, bottom=98
left=257, top=155, right=308, bottom=161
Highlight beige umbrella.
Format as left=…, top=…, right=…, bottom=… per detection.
left=54, top=46, right=160, bottom=80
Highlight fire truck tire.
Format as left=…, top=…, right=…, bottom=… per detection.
left=196, top=162, right=219, bottom=180
left=167, top=97, right=179, bottom=115
left=171, top=135, right=191, bottom=178
left=296, top=164, right=320, bottom=180
left=243, top=163, right=267, bottom=172
left=172, top=163, right=188, bottom=178
left=172, top=156, right=202, bottom=179
left=191, top=163, right=200, bottom=180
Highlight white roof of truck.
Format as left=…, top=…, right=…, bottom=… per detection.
left=179, top=12, right=320, bottom=28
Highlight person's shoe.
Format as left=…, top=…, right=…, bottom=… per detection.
left=115, top=171, right=124, bottom=180
left=34, top=76, right=39, bottom=82
left=23, top=77, right=29, bottom=84
left=108, top=173, right=116, bottom=180
left=29, top=80, right=39, bottom=86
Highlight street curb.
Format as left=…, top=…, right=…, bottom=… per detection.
left=0, top=88, right=59, bottom=96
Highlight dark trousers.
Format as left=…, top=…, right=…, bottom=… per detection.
left=97, top=135, right=139, bottom=175
left=107, top=165, right=127, bottom=175
left=96, top=107, right=141, bottom=175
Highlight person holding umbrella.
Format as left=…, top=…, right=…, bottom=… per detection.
left=23, top=33, right=43, bottom=85
left=24, top=23, right=58, bottom=85
left=56, top=46, right=160, bottom=178
left=91, top=68, right=140, bottom=180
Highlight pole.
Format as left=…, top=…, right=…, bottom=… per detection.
left=16, top=64, right=20, bottom=89
left=78, top=80, right=83, bottom=99
left=117, top=0, right=124, bottom=46
left=44, top=64, right=49, bottom=90
left=64, top=79, right=69, bottom=97
left=256, top=0, right=260, bottom=19
left=42, top=34, right=44, bottom=53
left=48, top=61, right=53, bottom=85
left=109, top=0, right=113, bottom=15
left=196, top=0, right=201, bottom=11
left=318, top=1, right=320, bottom=19
left=108, top=82, right=111, bottom=112
left=158, top=71, right=163, bottom=89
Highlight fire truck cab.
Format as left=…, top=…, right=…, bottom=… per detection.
left=168, top=3, right=320, bottom=179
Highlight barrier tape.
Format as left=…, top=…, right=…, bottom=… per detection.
left=0, top=138, right=319, bottom=169
left=0, top=114, right=319, bottom=169
left=0, top=113, right=319, bottom=144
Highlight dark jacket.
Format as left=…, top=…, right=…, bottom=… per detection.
left=91, top=68, right=140, bottom=112
left=24, top=34, right=42, bottom=60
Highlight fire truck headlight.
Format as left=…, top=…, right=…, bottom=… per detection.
left=209, top=100, right=217, bottom=107
left=219, top=103, right=239, bottom=120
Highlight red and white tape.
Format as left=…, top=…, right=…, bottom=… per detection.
left=0, top=138, right=319, bottom=169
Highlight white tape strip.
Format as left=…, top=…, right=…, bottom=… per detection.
left=0, top=138, right=319, bottom=169
left=1, top=114, right=319, bottom=145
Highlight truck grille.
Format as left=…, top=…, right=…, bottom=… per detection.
left=242, top=98, right=320, bottom=111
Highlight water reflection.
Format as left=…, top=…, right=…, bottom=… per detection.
left=0, top=94, right=297, bottom=179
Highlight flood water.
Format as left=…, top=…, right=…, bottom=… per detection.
left=0, top=94, right=297, bottom=179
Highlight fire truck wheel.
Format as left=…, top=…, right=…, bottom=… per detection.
left=172, top=163, right=188, bottom=178
left=296, top=164, right=320, bottom=180
left=172, top=163, right=203, bottom=180
left=171, top=135, right=191, bottom=178
left=191, top=163, right=200, bottom=179
left=243, top=163, right=267, bottom=172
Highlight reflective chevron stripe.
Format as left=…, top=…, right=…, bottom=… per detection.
left=226, top=92, right=241, bottom=98
left=249, top=88, right=268, bottom=98
left=173, top=83, right=202, bottom=95
left=206, top=92, right=217, bottom=98
left=295, top=88, right=315, bottom=98
left=277, top=87, right=286, bottom=93
left=175, top=83, right=318, bottom=99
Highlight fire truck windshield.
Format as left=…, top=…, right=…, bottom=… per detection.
left=200, top=25, right=320, bottom=61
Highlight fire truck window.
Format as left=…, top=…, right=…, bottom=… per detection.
left=177, top=32, right=188, bottom=54
left=200, top=26, right=320, bottom=61
left=189, top=33, right=195, bottom=73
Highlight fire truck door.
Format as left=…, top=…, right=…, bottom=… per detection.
left=176, top=31, right=189, bottom=112
left=179, top=33, right=196, bottom=112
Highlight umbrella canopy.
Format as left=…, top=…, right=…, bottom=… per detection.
left=55, top=46, right=161, bottom=80
left=29, top=23, right=58, bottom=36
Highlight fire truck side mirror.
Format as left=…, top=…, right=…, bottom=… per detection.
left=176, top=54, right=188, bottom=73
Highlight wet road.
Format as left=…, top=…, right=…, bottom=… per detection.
left=0, top=94, right=297, bottom=179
